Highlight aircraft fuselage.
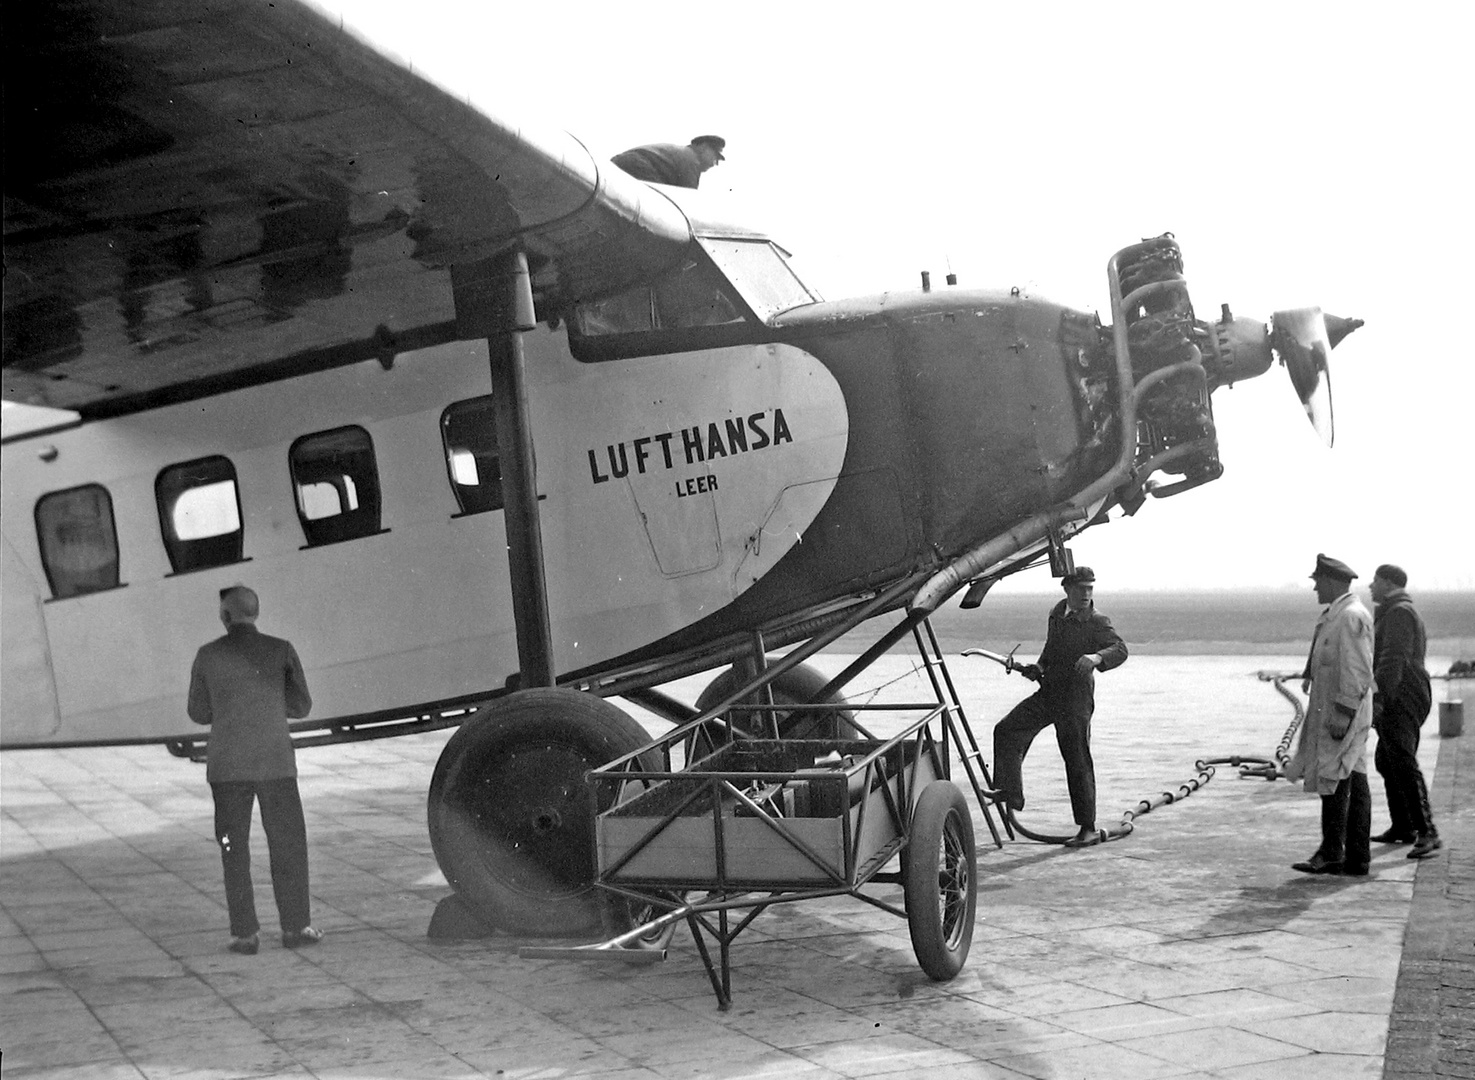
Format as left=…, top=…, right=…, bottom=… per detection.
left=1, top=283, right=1119, bottom=746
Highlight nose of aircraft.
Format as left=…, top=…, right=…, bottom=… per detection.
left=1204, top=306, right=1362, bottom=449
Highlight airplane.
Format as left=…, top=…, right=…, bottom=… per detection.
left=2, top=0, right=1359, bottom=938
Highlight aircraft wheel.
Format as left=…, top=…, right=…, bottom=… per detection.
left=904, top=780, right=977, bottom=981
left=427, top=688, right=655, bottom=937
left=689, top=662, right=860, bottom=761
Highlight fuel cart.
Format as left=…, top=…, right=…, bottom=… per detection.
left=521, top=633, right=1006, bottom=1009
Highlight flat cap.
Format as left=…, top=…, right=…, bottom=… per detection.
left=690, top=134, right=726, bottom=158
left=1375, top=563, right=1408, bottom=587
left=1310, top=553, right=1357, bottom=581
left=1062, top=565, right=1095, bottom=587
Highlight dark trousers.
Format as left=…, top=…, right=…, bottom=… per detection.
left=993, top=692, right=1096, bottom=829
left=1374, top=707, right=1436, bottom=839
left=1317, top=770, right=1372, bottom=869
left=211, top=778, right=311, bottom=938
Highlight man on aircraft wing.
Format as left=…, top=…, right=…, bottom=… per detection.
left=611, top=134, right=725, bottom=188
left=991, top=567, right=1129, bottom=848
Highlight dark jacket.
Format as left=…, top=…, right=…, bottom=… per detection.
left=188, top=624, right=311, bottom=782
left=1374, top=589, right=1431, bottom=723
left=610, top=143, right=704, bottom=189
left=1038, top=599, right=1128, bottom=706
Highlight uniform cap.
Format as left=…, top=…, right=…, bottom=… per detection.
left=1310, top=553, right=1357, bottom=581
left=1062, top=566, right=1095, bottom=587
left=1374, top=563, right=1408, bottom=588
left=690, top=134, right=726, bottom=159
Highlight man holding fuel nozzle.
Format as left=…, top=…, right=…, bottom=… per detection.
left=991, top=566, right=1128, bottom=847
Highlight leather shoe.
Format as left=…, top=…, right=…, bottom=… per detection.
left=1291, top=854, right=1343, bottom=875
left=282, top=926, right=324, bottom=949
left=1408, top=835, right=1443, bottom=859
left=1371, top=829, right=1415, bottom=844
left=1063, top=827, right=1101, bottom=848
left=1341, top=864, right=1370, bottom=877
left=228, top=933, right=258, bottom=955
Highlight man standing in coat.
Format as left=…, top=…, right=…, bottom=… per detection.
left=992, top=566, right=1129, bottom=848
left=1288, top=554, right=1374, bottom=876
left=1370, top=564, right=1440, bottom=858
left=189, top=585, right=321, bottom=954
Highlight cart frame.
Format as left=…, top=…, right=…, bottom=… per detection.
left=521, top=619, right=1003, bottom=1008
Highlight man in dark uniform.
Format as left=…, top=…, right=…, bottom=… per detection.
left=188, top=585, right=320, bottom=954
left=610, top=134, right=725, bottom=189
left=992, top=566, right=1128, bottom=847
left=1370, top=564, right=1440, bottom=859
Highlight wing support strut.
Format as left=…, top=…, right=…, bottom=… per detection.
left=453, top=251, right=555, bottom=687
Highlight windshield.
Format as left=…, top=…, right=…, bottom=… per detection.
left=698, top=239, right=815, bottom=321
left=574, top=258, right=744, bottom=337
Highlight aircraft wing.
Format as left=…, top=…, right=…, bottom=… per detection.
left=3, top=0, right=691, bottom=419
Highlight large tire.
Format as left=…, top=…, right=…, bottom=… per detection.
left=427, top=688, right=655, bottom=937
left=693, top=661, right=861, bottom=746
left=905, top=780, right=977, bottom=981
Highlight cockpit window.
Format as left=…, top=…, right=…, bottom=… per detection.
left=698, top=239, right=815, bottom=320
left=574, top=259, right=744, bottom=338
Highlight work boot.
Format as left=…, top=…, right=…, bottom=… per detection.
left=1408, top=835, right=1443, bottom=860
left=990, top=788, right=1024, bottom=813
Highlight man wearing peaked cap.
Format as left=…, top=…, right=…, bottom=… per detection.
left=1309, top=553, right=1357, bottom=582
left=610, top=134, right=726, bottom=190
left=991, top=565, right=1127, bottom=848
left=1288, top=554, right=1374, bottom=876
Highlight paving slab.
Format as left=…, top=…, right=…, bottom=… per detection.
left=0, top=654, right=1465, bottom=1079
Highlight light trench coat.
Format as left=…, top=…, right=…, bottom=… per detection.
left=1287, top=591, right=1374, bottom=795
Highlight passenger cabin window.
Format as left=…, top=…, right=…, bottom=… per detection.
left=156, top=457, right=245, bottom=574
left=35, top=484, right=121, bottom=599
left=289, top=426, right=384, bottom=547
left=442, top=397, right=503, bottom=514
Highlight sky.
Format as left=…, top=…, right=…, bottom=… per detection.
left=9, top=1, right=1472, bottom=591
left=334, top=0, right=1475, bottom=592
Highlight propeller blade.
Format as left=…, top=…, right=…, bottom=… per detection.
left=1271, top=307, right=1340, bottom=447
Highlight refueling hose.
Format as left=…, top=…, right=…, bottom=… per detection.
left=963, top=656, right=1307, bottom=847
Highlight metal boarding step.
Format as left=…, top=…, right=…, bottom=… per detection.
left=909, top=619, right=1013, bottom=846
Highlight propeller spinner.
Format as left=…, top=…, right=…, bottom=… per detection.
left=1270, top=308, right=1363, bottom=447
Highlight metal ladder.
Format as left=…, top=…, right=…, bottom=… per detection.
left=910, top=618, right=1012, bottom=847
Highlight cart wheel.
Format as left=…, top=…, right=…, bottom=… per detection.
left=904, top=780, right=976, bottom=980
left=428, top=688, right=656, bottom=937
left=688, top=662, right=860, bottom=761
